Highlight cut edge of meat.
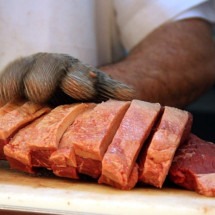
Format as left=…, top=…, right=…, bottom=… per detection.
left=49, top=104, right=96, bottom=178
left=0, top=104, right=51, bottom=160
left=3, top=115, right=48, bottom=174
left=51, top=166, right=79, bottom=179
left=2, top=99, right=213, bottom=196
left=49, top=147, right=76, bottom=167
left=98, top=163, right=139, bottom=190
left=30, top=103, right=93, bottom=169
left=169, top=134, right=215, bottom=197
left=169, top=168, right=215, bottom=197
left=6, top=155, right=35, bottom=174
left=76, top=155, right=102, bottom=179
left=0, top=102, right=51, bottom=140
left=99, top=100, right=161, bottom=187
left=0, top=99, right=25, bottom=116
left=50, top=145, right=80, bottom=179
left=196, top=174, right=215, bottom=197
left=73, top=100, right=131, bottom=161
left=73, top=100, right=131, bottom=178
left=138, top=106, right=192, bottom=188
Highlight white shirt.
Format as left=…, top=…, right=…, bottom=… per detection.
left=0, top=0, right=215, bottom=71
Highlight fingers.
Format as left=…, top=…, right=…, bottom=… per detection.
left=0, top=52, right=134, bottom=105
left=0, top=53, right=69, bottom=104
left=94, top=69, right=135, bottom=101
left=61, top=62, right=134, bottom=102
left=60, top=62, right=97, bottom=100
left=0, top=55, right=35, bottom=104
left=24, top=53, right=68, bottom=103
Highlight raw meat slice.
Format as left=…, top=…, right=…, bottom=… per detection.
left=99, top=100, right=161, bottom=189
left=138, top=106, right=192, bottom=188
left=99, top=164, right=139, bottom=190
left=0, top=101, right=50, bottom=140
left=49, top=105, right=95, bottom=179
left=0, top=99, right=24, bottom=115
left=49, top=146, right=78, bottom=179
left=29, top=103, right=90, bottom=169
left=0, top=101, right=50, bottom=159
left=4, top=116, right=46, bottom=173
left=0, top=100, right=25, bottom=159
left=4, top=103, right=88, bottom=173
left=169, top=134, right=215, bottom=197
left=72, top=100, right=131, bottom=178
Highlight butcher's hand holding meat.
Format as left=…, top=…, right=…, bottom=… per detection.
left=0, top=53, right=134, bottom=105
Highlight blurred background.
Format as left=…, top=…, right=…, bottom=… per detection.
left=186, top=86, right=215, bottom=142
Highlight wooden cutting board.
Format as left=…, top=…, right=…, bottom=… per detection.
left=0, top=161, right=214, bottom=215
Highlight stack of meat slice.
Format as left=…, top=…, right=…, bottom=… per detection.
left=50, top=100, right=130, bottom=179
left=49, top=105, right=96, bottom=179
left=1, top=99, right=214, bottom=196
left=4, top=103, right=91, bottom=173
left=99, top=100, right=161, bottom=189
left=0, top=100, right=50, bottom=159
left=138, top=106, right=192, bottom=188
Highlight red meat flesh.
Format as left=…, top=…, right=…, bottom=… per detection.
left=99, top=164, right=139, bottom=190
left=49, top=147, right=78, bottom=179
left=0, top=100, right=25, bottom=159
left=4, top=104, right=88, bottom=173
left=29, top=104, right=90, bottom=169
left=49, top=104, right=96, bottom=179
left=169, top=134, right=215, bottom=197
left=138, top=106, right=192, bottom=188
left=0, top=101, right=50, bottom=159
left=0, top=100, right=25, bottom=115
left=4, top=116, right=47, bottom=173
left=99, top=100, right=161, bottom=189
left=72, top=100, right=131, bottom=178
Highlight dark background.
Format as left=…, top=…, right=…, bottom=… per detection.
left=186, top=86, right=215, bottom=142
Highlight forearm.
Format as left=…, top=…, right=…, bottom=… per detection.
left=101, top=18, right=215, bottom=108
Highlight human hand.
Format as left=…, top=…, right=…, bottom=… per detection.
left=0, top=53, right=134, bottom=105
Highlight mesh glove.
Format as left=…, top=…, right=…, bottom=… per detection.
left=0, top=53, right=134, bottom=105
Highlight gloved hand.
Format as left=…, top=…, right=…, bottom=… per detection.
left=0, top=53, right=134, bottom=105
